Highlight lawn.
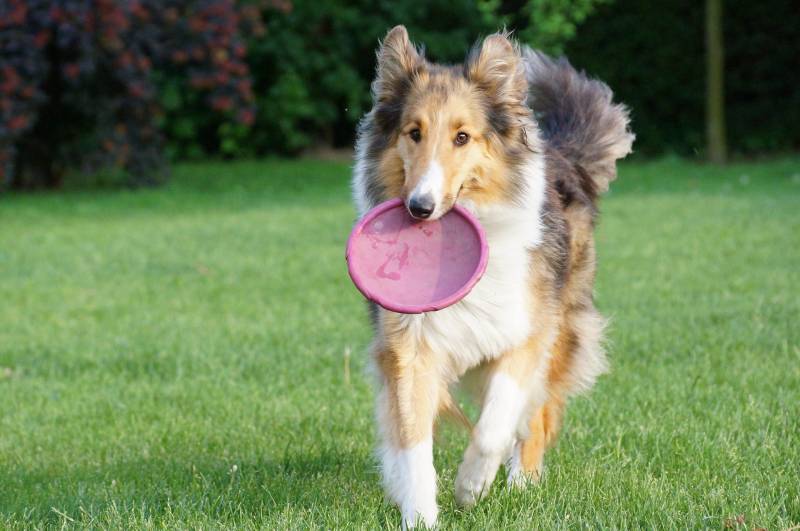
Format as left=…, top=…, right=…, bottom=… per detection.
left=1, top=156, right=798, bottom=529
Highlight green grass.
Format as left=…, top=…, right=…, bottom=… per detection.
left=1, top=156, right=799, bottom=529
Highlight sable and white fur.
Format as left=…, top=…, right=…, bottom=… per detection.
left=352, top=26, right=633, bottom=528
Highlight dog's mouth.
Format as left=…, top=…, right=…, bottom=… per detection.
left=403, top=178, right=466, bottom=221
left=404, top=194, right=460, bottom=221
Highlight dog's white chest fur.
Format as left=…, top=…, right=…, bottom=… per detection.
left=355, top=149, right=547, bottom=377
left=396, top=201, right=543, bottom=375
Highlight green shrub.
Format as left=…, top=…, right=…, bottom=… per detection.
left=242, top=0, right=501, bottom=155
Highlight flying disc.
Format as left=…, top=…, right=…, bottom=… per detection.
left=346, top=198, right=488, bottom=314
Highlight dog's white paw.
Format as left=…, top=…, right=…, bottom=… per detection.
left=454, top=444, right=503, bottom=507
left=400, top=499, right=438, bottom=529
left=504, top=441, right=535, bottom=488
left=505, top=454, right=526, bottom=489
left=506, top=466, right=539, bottom=489
left=398, top=469, right=438, bottom=528
left=504, top=441, right=543, bottom=489
left=381, top=440, right=438, bottom=529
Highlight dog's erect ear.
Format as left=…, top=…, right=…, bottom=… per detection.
left=373, top=25, right=423, bottom=102
left=466, top=32, right=527, bottom=106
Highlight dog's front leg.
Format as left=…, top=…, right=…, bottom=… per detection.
left=374, top=343, right=441, bottom=529
left=455, top=336, right=551, bottom=507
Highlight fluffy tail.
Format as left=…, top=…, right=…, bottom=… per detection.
left=522, top=49, right=634, bottom=193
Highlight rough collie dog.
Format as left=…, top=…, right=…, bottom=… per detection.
left=351, top=26, right=633, bottom=528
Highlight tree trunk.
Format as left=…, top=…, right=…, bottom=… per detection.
left=706, top=0, right=727, bottom=164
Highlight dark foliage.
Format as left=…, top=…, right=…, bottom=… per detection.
left=241, top=0, right=798, bottom=159
left=243, top=0, right=499, bottom=155
left=0, top=0, right=261, bottom=188
left=2, top=0, right=796, bottom=188
left=565, top=0, right=800, bottom=156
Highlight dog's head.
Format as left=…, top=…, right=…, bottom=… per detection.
left=368, top=26, right=533, bottom=220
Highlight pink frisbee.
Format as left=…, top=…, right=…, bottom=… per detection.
left=346, top=198, right=488, bottom=314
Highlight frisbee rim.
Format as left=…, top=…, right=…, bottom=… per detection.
left=345, top=198, right=489, bottom=314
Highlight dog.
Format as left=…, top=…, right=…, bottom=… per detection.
left=351, top=26, right=634, bottom=528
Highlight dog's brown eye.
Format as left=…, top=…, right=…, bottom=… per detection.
left=409, top=129, right=422, bottom=143
left=455, top=131, right=470, bottom=146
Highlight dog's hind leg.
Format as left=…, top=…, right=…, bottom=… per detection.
left=508, top=303, right=607, bottom=484
left=454, top=334, right=553, bottom=507
left=507, top=396, right=565, bottom=485
left=374, top=338, right=444, bottom=529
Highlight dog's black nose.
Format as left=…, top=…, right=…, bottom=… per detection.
left=408, top=196, right=435, bottom=219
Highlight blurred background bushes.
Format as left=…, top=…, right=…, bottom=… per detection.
left=1, top=0, right=797, bottom=188
left=0, top=0, right=265, bottom=188
left=565, top=0, right=800, bottom=156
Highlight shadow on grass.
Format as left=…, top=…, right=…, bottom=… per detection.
left=1, top=446, right=386, bottom=526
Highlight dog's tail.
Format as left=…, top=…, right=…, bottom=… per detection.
left=522, top=49, right=634, bottom=193
left=439, top=390, right=472, bottom=432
